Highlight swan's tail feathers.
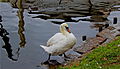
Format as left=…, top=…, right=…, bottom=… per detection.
left=40, top=45, right=49, bottom=52
left=40, top=45, right=47, bottom=49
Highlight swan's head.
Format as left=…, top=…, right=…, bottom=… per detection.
left=60, top=23, right=71, bottom=35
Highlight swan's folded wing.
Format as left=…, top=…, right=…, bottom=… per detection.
left=47, top=33, right=66, bottom=46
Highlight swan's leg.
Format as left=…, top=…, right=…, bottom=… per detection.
left=63, top=53, right=71, bottom=61
left=48, top=54, right=51, bottom=61
left=64, top=53, right=69, bottom=58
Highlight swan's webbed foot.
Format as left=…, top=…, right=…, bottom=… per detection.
left=42, top=60, right=50, bottom=64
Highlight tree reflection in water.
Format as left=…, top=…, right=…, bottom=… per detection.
left=17, top=0, right=26, bottom=48
left=17, top=9, right=26, bottom=48
left=16, top=0, right=26, bottom=59
left=0, top=23, right=17, bottom=61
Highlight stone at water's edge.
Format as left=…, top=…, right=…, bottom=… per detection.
left=97, top=25, right=120, bottom=43
left=96, top=29, right=114, bottom=39
left=74, top=24, right=120, bottom=54
left=107, top=26, right=115, bottom=30
left=74, top=23, right=120, bottom=54
left=73, top=37, right=106, bottom=54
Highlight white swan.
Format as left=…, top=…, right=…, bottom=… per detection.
left=40, top=23, right=77, bottom=62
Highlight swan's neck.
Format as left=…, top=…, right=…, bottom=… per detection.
left=60, top=26, right=69, bottom=35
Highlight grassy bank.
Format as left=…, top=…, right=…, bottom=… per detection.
left=59, top=36, right=120, bottom=69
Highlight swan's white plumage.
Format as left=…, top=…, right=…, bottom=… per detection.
left=47, top=33, right=65, bottom=46
left=40, top=23, right=76, bottom=56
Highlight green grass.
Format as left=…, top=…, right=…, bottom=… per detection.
left=59, top=36, right=120, bottom=69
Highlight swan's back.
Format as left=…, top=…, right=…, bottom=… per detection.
left=47, top=33, right=66, bottom=46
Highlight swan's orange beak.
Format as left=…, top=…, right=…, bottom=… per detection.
left=67, top=29, right=71, bottom=33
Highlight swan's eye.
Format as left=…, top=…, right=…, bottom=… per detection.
left=65, top=26, right=69, bottom=29
left=65, top=26, right=71, bottom=33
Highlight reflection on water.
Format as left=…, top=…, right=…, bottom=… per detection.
left=17, top=0, right=26, bottom=48
left=17, top=8, right=26, bottom=47
left=15, top=0, right=26, bottom=59
left=0, top=0, right=27, bottom=62
left=0, top=23, right=17, bottom=61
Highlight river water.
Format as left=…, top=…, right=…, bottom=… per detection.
left=0, top=2, right=120, bottom=69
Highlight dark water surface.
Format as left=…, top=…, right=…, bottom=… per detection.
left=0, top=2, right=120, bottom=69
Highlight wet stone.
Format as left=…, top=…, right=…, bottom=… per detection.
left=111, top=29, right=120, bottom=37
left=107, top=26, right=115, bottom=30
left=118, top=29, right=120, bottom=32
left=63, top=13, right=84, bottom=17
left=116, top=33, right=120, bottom=37
left=113, top=24, right=120, bottom=30
left=96, top=29, right=114, bottom=39
left=90, top=15, right=108, bottom=22
left=42, top=60, right=61, bottom=65
left=74, top=37, right=106, bottom=54
left=69, top=7, right=89, bottom=11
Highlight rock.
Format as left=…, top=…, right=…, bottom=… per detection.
left=63, top=13, right=84, bottom=17
left=118, top=29, right=120, bottom=32
left=116, top=33, right=120, bottom=36
left=69, top=7, right=89, bottom=11
left=42, top=60, right=61, bottom=65
left=96, top=29, right=114, bottom=39
left=96, top=27, right=120, bottom=43
left=94, top=9, right=111, bottom=15
left=107, top=26, right=115, bottom=30
left=111, top=29, right=120, bottom=37
left=74, top=37, right=106, bottom=54
left=92, top=24, right=104, bottom=28
left=113, top=24, right=120, bottom=30
left=25, top=0, right=35, bottom=3
left=28, top=6, right=38, bottom=11
left=59, top=0, right=74, bottom=4
left=90, top=15, right=108, bottom=22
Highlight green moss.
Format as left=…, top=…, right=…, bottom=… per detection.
left=59, top=36, right=120, bottom=69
